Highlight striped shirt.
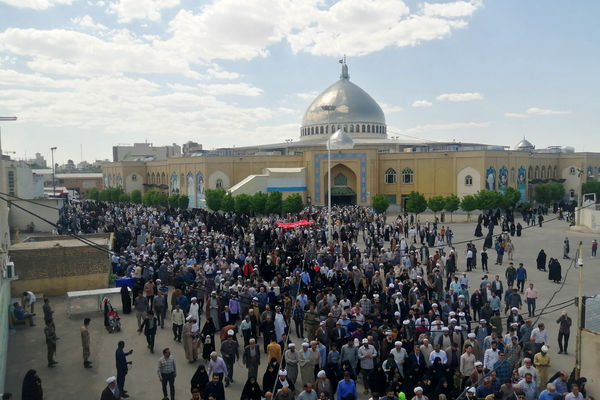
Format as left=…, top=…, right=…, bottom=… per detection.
left=157, top=356, right=176, bottom=378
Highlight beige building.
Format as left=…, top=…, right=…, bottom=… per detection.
left=103, top=62, right=600, bottom=208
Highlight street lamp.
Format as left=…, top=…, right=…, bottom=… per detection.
left=326, top=129, right=354, bottom=241
left=575, top=241, right=584, bottom=379
left=50, top=146, right=57, bottom=198
left=321, top=104, right=336, bottom=242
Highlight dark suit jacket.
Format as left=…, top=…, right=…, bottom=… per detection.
left=101, top=386, right=119, bottom=400
left=407, top=352, right=426, bottom=375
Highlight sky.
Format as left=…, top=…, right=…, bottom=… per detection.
left=0, top=0, right=598, bottom=165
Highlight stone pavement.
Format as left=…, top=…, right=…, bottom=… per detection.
left=4, top=215, right=600, bottom=399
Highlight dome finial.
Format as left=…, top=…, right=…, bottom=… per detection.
left=339, top=55, right=349, bottom=80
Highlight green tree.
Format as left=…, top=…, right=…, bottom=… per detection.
left=476, top=190, right=503, bottom=212
left=98, top=188, right=111, bottom=201
left=234, top=194, right=253, bottom=214
left=178, top=195, right=189, bottom=209
left=533, top=182, right=564, bottom=205
left=582, top=181, right=600, bottom=202
left=156, top=192, right=169, bottom=207
left=405, top=191, right=427, bottom=216
left=443, top=194, right=460, bottom=222
left=460, top=194, right=479, bottom=221
left=251, top=192, right=268, bottom=215
left=547, top=182, right=566, bottom=203
left=265, top=191, right=283, bottom=215
left=130, top=189, right=142, bottom=204
left=118, top=192, right=131, bottom=203
left=502, top=187, right=521, bottom=210
left=205, top=189, right=226, bottom=211
left=142, top=190, right=157, bottom=206
left=221, top=193, right=234, bottom=212
left=427, top=195, right=446, bottom=219
left=86, top=187, right=100, bottom=201
left=282, top=193, right=304, bottom=214
left=110, top=188, right=123, bottom=202
left=168, top=194, right=180, bottom=209
left=371, top=194, right=390, bottom=214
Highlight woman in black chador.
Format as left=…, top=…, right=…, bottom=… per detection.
left=536, top=249, right=547, bottom=271
left=548, top=258, right=562, bottom=283
left=474, top=222, right=483, bottom=237
left=120, top=285, right=131, bottom=314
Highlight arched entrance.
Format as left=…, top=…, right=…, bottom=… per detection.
left=325, top=164, right=357, bottom=205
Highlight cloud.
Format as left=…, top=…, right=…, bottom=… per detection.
left=436, top=92, right=483, bottom=102
left=71, top=15, right=108, bottom=31
left=287, top=0, right=481, bottom=56
left=297, top=91, right=320, bottom=100
left=380, top=103, right=403, bottom=113
left=0, top=0, right=73, bottom=10
left=200, top=83, right=263, bottom=97
left=422, top=0, right=481, bottom=18
left=412, top=100, right=432, bottom=107
left=504, top=112, right=529, bottom=118
left=393, top=121, right=490, bottom=135
left=108, top=0, right=180, bottom=23
left=526, top=107, right=570, bottom=115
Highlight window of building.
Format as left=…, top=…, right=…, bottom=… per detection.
left=570, top=189, right=575, bottom=199
left=402, top=168, right=414, bottom=184
left=349, top=125, right=354, bottom=133
left=367, top=125, right=370, bottom=133
left=216, top=179, right=223, bottom=189
left=541, top=166, right=546, bottom=179
left=384, top=168, right=397, bottom=184
left=132, top=174, right=137, bottom=181
left=570, top=167, right=576, bottom=175
left=554, top=166, right=557, bottom=178
left=7, top=170, right=15, bottom=196
left=465, top=175, right=473, bottom=186
left=535, top=166, right=540, bottom=179
left=510, top=168, right=516, bottom=183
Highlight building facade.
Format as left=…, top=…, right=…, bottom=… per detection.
left=102, top=62, right=600, bottom=208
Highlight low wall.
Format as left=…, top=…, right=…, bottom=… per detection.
left=0, top=278, right=10, bottom=393
left=578, top=207, right=600, bottom=233
left=582, top=329, right=600, bottom=396
left=8, top=235, right=111, bottom=296
left=8, top=198, right=63, bottom=233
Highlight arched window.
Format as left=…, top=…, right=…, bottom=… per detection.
left=311, top=127, right=314, bottom=135
left=362, top=124, right=365, bottom=133
left=570, top=189, right=575, bottom=199
left=528, top=166, right=533, bottom=180
left=367, top=125, right=370, bottom=133
left=385, top=168, right=397, bottom=184
left=333, top=173, right=347, bottom=186
left=547, top=166, right=552, bottom=178
left=131, top=174, right=137, bottom=181
left=554, top=166, right=558, bottom=178
left=320, top=126, right=323, bottom=134
left=356, top=125, right=359, bottom=132
left=325, top=126, right=328, bottom=134
left=465, top=175, right=473, bottom=186
left=541, top=166, right=546, bottom=179
left=535, top=166, right=540, bottom=179
left=216, top=179, right=223, bottom=189
left=570, top=167, right=576, bottom=175
left=510, top=168, right=516, bottom=183
left=402, top=168, right=414, bottom=184
left=350, top=125, right=354, bottom=133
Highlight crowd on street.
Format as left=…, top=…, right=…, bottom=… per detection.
left=15, top=201, right=595, bottom=400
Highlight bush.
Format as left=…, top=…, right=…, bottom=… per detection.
left=427, top=195, right=445, bottom=217
left=265, top=191, right=283, bottom=215
left=118, top=193, right=131, bottom=203
left=251, top=192, right=268, bottom=215
left=168, top=194, right=180, bottom=209
left=282, top=194, right=304, bottom=214
left=405, top=191, right=427, bottom=215
left=234, top=194, right=253, bottom=214
left=86, top=187, right=100, bottom=201
left=372, top=194, right=390, bottom=214
left=130, top=190, right=142, bottom=204
left=178, top=195, right=189, bottom=209
left=205, top=189, right=226, bottom=211
left=221, top=193, right=234, bottom=212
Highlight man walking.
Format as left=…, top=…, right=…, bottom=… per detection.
left=134, top=292, right=148, bottom=329
left=556, top=311, right=572, bottom=354
left=138, top=311, right=158, bottom=353
left=42, top=298, right=54, bottom=324
left=357, top=338, right=377, bottom=394
left=242, top=338, right=261, bottom=380
left=524, top=283, right=539, bottom=318
left=516, top=263, right=527, bottom=293
left=220, top=330, right=239, bottom=386
left=116, top=341, right=133, bottom=398
left=171, top=304, right=184, bottom=342
left=81, top=318, right=92, bottom=368
left=44, top=320, right=58, bottom=367
left=157, top=347, right=176, bottom=400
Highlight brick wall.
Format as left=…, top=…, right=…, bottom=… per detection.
left=9, top=244, right=110, bottom=295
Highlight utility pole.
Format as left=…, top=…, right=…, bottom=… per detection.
left=575, top=241, right=584, bottom=379
left=51, top=147, right=57, bottom=197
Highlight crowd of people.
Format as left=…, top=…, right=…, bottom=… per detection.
left=18, top=201, right=592, bottom=400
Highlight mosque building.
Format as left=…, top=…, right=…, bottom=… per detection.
left=102, top=61, right=600, bottom=209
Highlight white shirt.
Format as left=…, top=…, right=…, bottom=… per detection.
left=483, top=348, right=499, bottom=370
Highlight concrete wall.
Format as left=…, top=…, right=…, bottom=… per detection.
left=579, top=207, right=600, bottom=233
left=9, top=236, right=111, bottom=295
left=0, top=136, right=12, bottom=393
left=8, top=198, right=62, bottom=233
left=582, top=329, right=600, bottom=397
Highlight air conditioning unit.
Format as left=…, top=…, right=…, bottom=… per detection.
left=4, top=262, right=16, bottom=279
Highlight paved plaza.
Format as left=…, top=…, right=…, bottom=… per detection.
left=4, top=215, right=600, bottom=399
